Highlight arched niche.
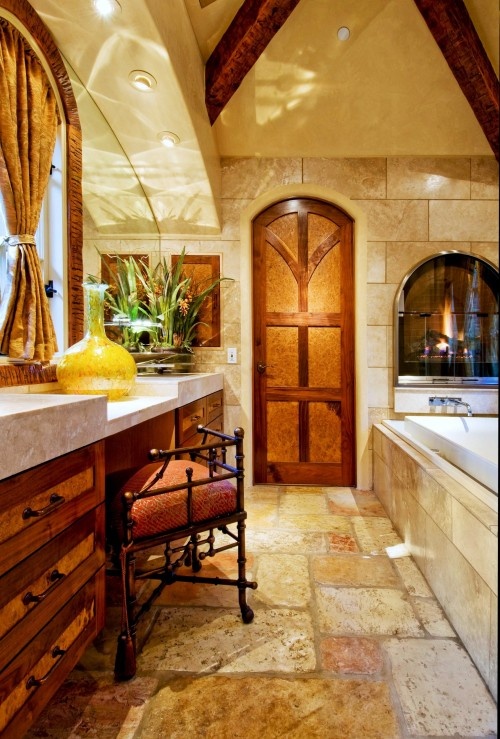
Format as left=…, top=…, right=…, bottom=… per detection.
left=0, top=0, right=83, bottom=387
left=395, top=251, right=498, bottom=387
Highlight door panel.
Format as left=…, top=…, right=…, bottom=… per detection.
left=252, top=198, right=355, bottom=486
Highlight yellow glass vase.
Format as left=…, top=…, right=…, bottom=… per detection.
left=56, top=282, right=137, bottom=400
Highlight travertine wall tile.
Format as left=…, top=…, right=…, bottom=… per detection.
left=355, top=200, right=428, bottom=241
left=429, top=200, right=499, bottom=241
left=452, top=498, right=498, bottom=594
left=373, top=424, right=497, bottom=697
left=414, top=470, right=453, bottom=539
left=471, top=241, right=499, bottom=267
left=367, top=326, right=388, bottom=367
left=402, top=485, right=426, bottom=563
left=221, top=157, right=302, bottom=198
left=471, top=157, right=499, bottom=200
left=367, top=242, right=386, bottom=283
left=219, top=241, right=241, bottom=279
left=303, top=158, right=386, bottom=199
left=220, top=199, right=252, bottom=239
left=366, top=284, right=396, bottom=326
left=490, top=594, right=498, bottom=701
left=387, top=157, right=471, bottom=199
left=385, top=241, right=468, bottom=284
left=367, top=368, right=390, bottom=407
left=387, top=325, right=393, bottom=368
left=424, top=515, right=492, bottom=685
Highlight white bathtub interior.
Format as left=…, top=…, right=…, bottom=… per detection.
left=383, top=416, right=498, bottom=511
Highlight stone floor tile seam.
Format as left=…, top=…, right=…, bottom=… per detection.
left=25, top=483, right=497, bottom=739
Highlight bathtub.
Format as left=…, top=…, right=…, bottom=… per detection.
left=383, top=416, right=498, bottom=510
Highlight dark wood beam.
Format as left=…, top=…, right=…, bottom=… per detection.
left=205, top=0, right=301, bottom=125
left=413, top=0, right=499, bottom=161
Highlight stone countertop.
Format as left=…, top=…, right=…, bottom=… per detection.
left=0, top=373, right=223, bottom=480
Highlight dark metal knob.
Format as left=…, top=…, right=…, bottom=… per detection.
left=44, top=280, right=57, bottom=298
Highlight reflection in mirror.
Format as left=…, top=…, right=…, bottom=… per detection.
left=67, top=62, right=159, bottom=236
left=0, top=0, right=83, bottom=388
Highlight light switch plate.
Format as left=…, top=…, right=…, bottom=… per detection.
left=227, top=347, right=237, bottom=364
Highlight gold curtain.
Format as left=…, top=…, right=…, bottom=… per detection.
left=0, top=18, right=59, bottom=361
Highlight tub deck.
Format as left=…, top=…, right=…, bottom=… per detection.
left=403, top=416, right=497, bottom=494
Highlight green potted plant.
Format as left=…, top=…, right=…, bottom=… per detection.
left=97, top=248, right=232, bottom=366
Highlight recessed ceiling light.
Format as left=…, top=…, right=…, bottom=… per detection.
left=337, top=26, right=350, bottom=41
left=157, top=131, right=180, bottom=148
left=93, top=0, right=121, bottom=18
left=129, top=70, right=157, bottom=92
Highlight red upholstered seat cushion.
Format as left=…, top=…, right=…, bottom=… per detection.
left=113, top=460, right=237, bottom=540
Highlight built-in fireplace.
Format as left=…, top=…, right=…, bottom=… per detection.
left=395, top=252, right=498, bottom=387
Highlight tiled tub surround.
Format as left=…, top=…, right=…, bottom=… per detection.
left=373, top=422, right=498, bottom=700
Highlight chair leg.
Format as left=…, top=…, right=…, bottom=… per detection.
left=187, top=533, right=202, bottom=573
left=237, top=519, right=257, bottom=624
left=114, top=548, right=137, bottom=680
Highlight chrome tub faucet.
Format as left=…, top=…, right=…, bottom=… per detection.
left=428, top=396, right=473, bottom=416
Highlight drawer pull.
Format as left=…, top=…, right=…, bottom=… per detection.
left=26, top=646, right=66, bottom=690
left=190, top=414, right=202, bottom=422
left=22, top=569, right=65, bottom=605
left=22, top=493, right=65, bottom=520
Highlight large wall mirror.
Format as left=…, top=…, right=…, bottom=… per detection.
left=0, top=0, right=83, bottom=388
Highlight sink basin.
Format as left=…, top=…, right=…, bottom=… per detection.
left=136, top=372, right=208, bottom=378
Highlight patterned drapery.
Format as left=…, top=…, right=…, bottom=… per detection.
left=0, top=18, right=59, bottom=361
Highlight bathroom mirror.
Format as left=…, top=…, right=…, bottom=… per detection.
left=0, top=0, right=158, bottom=388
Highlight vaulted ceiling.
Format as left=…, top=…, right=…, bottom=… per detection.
left=206, top=0, right=498, bottom=157
left=26, top=0, right=499, bottom=236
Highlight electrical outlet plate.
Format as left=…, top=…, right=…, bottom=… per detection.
left=227, top=347, right=237, bottom=364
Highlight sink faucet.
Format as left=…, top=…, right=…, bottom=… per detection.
left=428, top=396, right=472, bottom=416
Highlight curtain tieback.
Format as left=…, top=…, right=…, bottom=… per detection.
left=2, top=234, right=36, bottom=246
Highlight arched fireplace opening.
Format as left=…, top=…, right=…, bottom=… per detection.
left=395, top=252, right=498, bottom=387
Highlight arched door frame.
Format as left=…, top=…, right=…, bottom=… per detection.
left=240, top=183, right=370, bottom=489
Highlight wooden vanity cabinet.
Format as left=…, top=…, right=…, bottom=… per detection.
left=206, top=390, right=224, bottom=434
left=176, top=390, right=224, bottom=449
left=0, top=442, right=105, bottom=739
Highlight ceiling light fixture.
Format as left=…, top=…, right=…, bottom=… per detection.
left=157, top=131, right=180, bottom=148
left=129, top=70, right=157, bottom=92
left=93, top=0, right=121, bottom=18
left=337, top=26, right=350, bottom=41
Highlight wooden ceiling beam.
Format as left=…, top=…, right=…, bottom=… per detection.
left=413, top=0, right=499, bottom=161
left=205, top=0, right=301, bottom=125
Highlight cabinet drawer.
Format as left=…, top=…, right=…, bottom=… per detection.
left=0, top=442, right=105, bottom=577
left=206, top=390, right=223, bottom=425
left=0, top=568, right=105, bottom=739
left=0, top=506, right=105, bottom=674
left=177, top=397, right=206, bottom=445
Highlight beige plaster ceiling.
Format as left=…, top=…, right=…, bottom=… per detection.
left=29, top=0, right=498, bottom=236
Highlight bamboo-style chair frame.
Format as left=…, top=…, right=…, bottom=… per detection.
left=106, top=425, right=257, bottom=679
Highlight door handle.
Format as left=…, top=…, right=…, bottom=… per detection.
left=257, top=362, right=271, bottom=374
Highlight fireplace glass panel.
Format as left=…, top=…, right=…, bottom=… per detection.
left=396, top=253, right=498, bottom=386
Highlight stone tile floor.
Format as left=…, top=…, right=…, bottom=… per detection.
left=27, top=485, right=497, bottom=738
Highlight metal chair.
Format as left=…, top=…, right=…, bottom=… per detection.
left=106, top=425, right=257, bottom=680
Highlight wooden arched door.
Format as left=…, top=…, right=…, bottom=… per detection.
left=252, top=198, right=355, bottom=486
